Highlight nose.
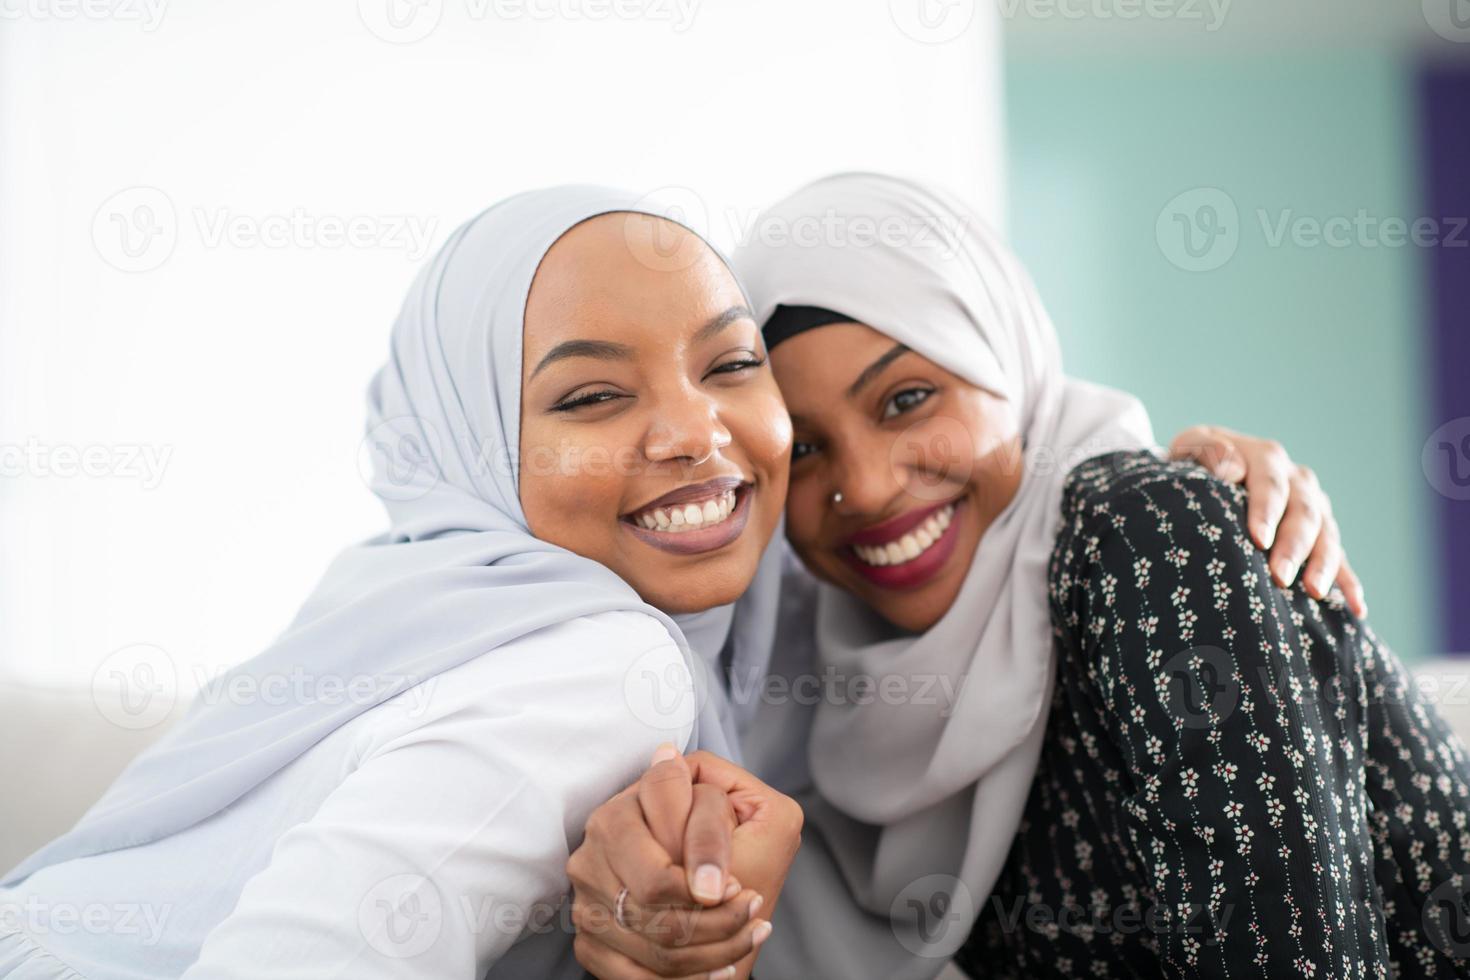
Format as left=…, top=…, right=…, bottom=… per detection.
left=643, top=384, right=732, bottom=469
left=828, top=442, right=902, bottom=519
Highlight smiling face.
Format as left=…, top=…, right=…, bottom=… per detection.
left=518, top=212, right=791, bottom=614
left=771, top=320, right=1024, bottom=633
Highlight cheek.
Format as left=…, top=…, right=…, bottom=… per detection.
left=920, top=391, right=1012, bottom=480
left=517, top=423, right=628, bottom=544
left=726, top=386, right=793, bottom=475
left=780, top=473, right=829, bottom=557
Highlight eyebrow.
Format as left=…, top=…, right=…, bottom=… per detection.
left=693, top=305, right=757, bottom=346
left=530, top=338, right=634, bottom=379
left=846, top=342, right=912, bottom=398
left=529, top=305, right=756, bottom=379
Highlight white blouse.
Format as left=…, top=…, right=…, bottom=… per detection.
left=0, top=610, right=693, bottom=980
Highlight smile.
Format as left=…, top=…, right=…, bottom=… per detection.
left=840, top=497, right=964, bottom=591
left=621, top=477, right=753, bottom=556
left=629, top=488, right=739, bottom=532
left=850, top=502, right=954, bottom=567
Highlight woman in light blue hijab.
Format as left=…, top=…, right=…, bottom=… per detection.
left=0, top=186, right=795, bottom=979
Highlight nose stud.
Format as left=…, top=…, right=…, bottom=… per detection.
left=832, top=491, right=844, bottom=504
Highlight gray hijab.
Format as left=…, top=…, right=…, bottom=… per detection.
left=5, top=185, right=783, bottom=887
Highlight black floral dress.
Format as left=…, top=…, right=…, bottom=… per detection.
left=958, top=451, right=1470, bottom=979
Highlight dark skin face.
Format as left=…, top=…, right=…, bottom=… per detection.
left=518, top=212, right=791, bottom=614
left=771, top=320, right=1024, bottom=633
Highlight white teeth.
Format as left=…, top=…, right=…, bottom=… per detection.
left=850, top=503, right=956, bottom=569
left=630, top=489, right=741, bottom=534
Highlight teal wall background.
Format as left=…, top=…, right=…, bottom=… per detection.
left=1004, top=52, right=1437, bottom=663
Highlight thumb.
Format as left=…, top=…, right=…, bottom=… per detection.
left=683, top=784, right=735, bottom=905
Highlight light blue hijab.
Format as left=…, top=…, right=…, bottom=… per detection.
left=5, top=185, right=783, bottom=887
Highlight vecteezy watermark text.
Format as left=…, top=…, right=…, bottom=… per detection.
left=93, top=187, right=439, bottom=273
left=0, top=438, right=172, bottom=488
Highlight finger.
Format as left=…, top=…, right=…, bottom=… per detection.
left=684, top=752, right=802, bottom=833
left=683, top=751, right=772, bottom=795
left=1168, top=426, right=1247, bottom=484
left=1242, top=441, right=1292, bottom=551
left=611, top=886, right=759, bottom=950
left=572, top=842, right=741, bottom=950
left=576, top=906, right=775, bottom=979
left=1337, top=553, right=1369, bottom=618
left=571, top=812, right=679, bottom=934
left=684, top=784, right=736, bottom=905
left=645, top=911, right=773, bottom=977
left=1299, top=510, right=1343, bottom=601
left=639, top=746, right=694, bottom=861
left=593, top=794, right=698, bottom=911
left=573, top=931, right=718, bottom=980
left=1267, top=466, right=1323, bottom=589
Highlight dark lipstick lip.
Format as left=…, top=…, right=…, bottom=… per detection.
left=622, top=483, right=753, bottom=556
left=843, top=496, right=961, bottom=549
left=622, top=475, right=747, bottom=520
left=840, top=497, right=964, bottom=591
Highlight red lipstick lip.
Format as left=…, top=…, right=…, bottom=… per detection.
left=844, top=497, right=960, bottom=549
left=622, top=484, right=753, bottom=556
left=840, top=497, right=965, bottom=592
left=623, top=475, right=746, bottom=519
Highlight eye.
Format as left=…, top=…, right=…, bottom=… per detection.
left=706, top=354, right=767, bottom=379
left=551, top=388, right=627, bottom=413
left=791, top=440, right=819, bottom=462
left=881, top=387, right=933, bottom=421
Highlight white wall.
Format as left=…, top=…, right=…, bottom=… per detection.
left=0, top=0, right=1003, bottom=692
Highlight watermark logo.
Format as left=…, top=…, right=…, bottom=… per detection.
left=889, top=0, right=975, bottom=43
left=890, top=874, right=974, bottom=957
left=1160, top=645, right=1239, bottom=729
left=1425, top=878, right=1470, bottom=958
left=93, top=186, right=178, bottom=273
left=358, top=0, right=444, bottom=42
left=623, top=644, right=709, bottom=732
left=1424, top=0, right=1470, bottom=43
left=1424, top=417, right=1470, bottom=501
left=1159, top=188, right=1468, bottom=271
left=1156, top=187, right=1239, bottom=272
left=359, top=874, right=444, bottom=958
left=91, top=643, right=178, bottom=730
left=889, top=415, right=976, bottom=503
left=93, top=187, right=438, bottom=272
left=359, top=416, right=445, bottom=503
left=624, top=185, right=712, bottom=274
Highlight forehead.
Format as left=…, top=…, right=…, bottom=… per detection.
left=769, top=321, right=892, bottom=391
left=522, top=212, right=744, bottom=360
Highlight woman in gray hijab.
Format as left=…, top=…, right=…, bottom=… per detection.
left=571, top=174, right=1463, bottom=980
left=0, top=187, right=800, bottom=979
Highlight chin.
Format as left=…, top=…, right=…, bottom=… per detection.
left=629, top=551, right=760, bottom=615
left=639, top=579, right=745, bottom=615
left=859, top=580, right=961, bottom=633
